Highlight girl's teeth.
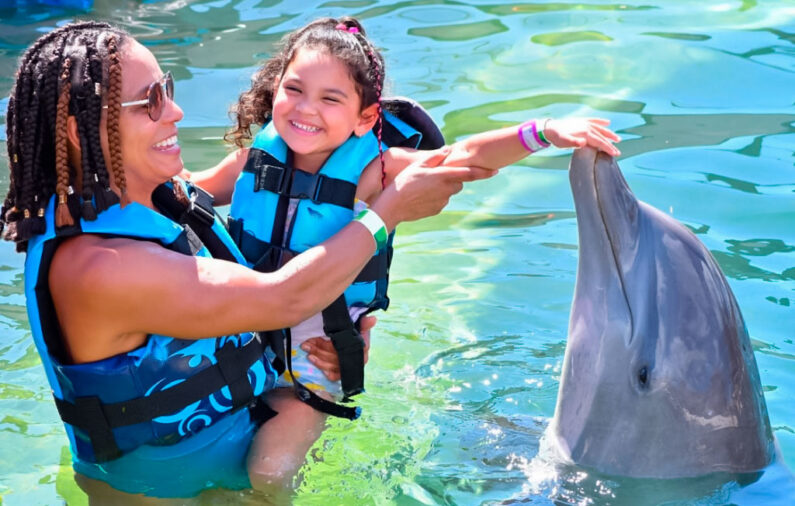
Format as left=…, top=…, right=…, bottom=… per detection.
left=154, top=135, right=178, bottom=148
left=292, top=121, right=318, bottom=132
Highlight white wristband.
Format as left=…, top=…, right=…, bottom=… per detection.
left=354, top=208, right=388, bottom=251
left=518, top=119, right=551, bottom=152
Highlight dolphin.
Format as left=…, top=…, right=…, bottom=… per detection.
left=548, top=147, right=775, bottom=478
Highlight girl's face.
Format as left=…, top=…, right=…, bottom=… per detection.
left=99, top=39, right=185, bottom=198
left=271, top=47, right=378, bottom=172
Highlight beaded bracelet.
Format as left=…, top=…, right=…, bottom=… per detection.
left=354, top=208, right=388, bottom=251
left=518, top=119, right=551, bottom=153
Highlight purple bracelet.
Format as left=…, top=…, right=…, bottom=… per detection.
left=518, top=120, right=551, bottom=152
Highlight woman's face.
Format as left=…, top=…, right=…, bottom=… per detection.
left=105, top=39, right=184, bottom=193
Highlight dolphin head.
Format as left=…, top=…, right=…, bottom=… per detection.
left=550, top=147, right=774, bottom=478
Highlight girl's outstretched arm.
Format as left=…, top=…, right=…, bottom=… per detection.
left=360, top=117, right=621, bottom=200
left=440, top=117, right=620, bottom=170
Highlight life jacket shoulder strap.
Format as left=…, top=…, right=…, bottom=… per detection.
left=151, top=182, right=239, bottom=262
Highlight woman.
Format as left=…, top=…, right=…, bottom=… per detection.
left=2, top=21, right=491, bottom=498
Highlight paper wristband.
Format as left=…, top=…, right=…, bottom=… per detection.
left=518, top=120, right=551, bottom=153
left=354, top=208, right=389, bottom=251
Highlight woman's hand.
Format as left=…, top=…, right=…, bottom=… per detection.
left=372, top=149, right=496, bottom=230
left=543, top=118, right=621, bottom=157
left=301, top=315, right=376, bottom=381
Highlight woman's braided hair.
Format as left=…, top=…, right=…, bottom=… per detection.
left=2, top=21, right=129, bottom=252
left=226, top=16, right=387, bottom=181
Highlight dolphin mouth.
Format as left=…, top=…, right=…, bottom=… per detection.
left=568, top=147, right=637, bottom=342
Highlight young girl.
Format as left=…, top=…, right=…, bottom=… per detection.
left=193, top=16, right=620, bottom=487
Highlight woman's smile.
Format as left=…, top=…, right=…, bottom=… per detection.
left=152, top=134, right=180, bottom=153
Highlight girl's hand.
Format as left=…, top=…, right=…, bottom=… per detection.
left=543, top=118, right=621, bottom=157
left=301, top=315, right=376, bottom=381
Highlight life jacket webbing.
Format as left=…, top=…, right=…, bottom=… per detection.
left=264, top=328, right=360, bottom=420
left=229, top=216, right=388, bottom=281
left=54, top=334, right=266, bottom=462
left=321, top=294, right=366, bottom=399
left=151, top=183, right=238, bottom=262
left=243, top=149, right=357, bottom=209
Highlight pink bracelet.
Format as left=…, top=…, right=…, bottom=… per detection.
left=518, top=120, right=551, bottom=152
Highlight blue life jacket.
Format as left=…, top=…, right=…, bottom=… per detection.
left=227, top=99, right=444, bottom=415
left=24, top=181, right=278, bottom=463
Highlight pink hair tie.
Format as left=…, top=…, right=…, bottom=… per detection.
left=336, top=23, right=360, bottom=34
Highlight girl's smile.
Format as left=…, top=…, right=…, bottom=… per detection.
left=271, top=47, right=377, bottom=173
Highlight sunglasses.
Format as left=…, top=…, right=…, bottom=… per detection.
left=104, top=72, right=174, bottom=121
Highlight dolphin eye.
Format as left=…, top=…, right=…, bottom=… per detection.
left=638, top=366, right=649, bottom=388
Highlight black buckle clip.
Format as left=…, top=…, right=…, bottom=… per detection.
left=254, top=164, right=288, bottom=194
left=186, top=188, right=215, bottom=228
left=290, top=170, right=323, bottom=202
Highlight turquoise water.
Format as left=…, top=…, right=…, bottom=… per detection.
left=1, top=0, right=793, bottom=504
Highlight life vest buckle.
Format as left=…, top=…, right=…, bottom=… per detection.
left=186, top=189, right=215, bottom=228
left=254, top=164, right=288, bottom=194
left=290, top=170, right=323, bottom=202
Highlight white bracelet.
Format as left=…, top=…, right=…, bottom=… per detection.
left=518, top=119, right=551, bottom=153
left=354, top=208, right=388, bottom=251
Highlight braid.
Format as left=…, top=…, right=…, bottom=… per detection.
left=18, top=53, right=48, bottom=237
left=2, top=21, right=129, bottom=251
left=171, top=178, right=190, bottom=206
left=354, top=32, right=386, bottom=188
left=55, top=58, right=74, bottom=227
left=76, top=41, right=98, bottom=221
left=105, top=35, right=128, bottom=207
left=85, top=41, right=114, bottom=213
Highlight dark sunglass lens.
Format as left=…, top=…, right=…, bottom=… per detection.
left=148, top=79, right=164, bottom=121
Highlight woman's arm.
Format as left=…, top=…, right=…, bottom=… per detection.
left=51, top=151, right=493, bottom=362
left=188, top=148, right=249, bottom=206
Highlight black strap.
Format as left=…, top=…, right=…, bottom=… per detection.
left=244, top=149, right=357, bottom=209
left=248, top=395, right=279, bottom=427
left=182, top=225, right=205, bottom=256
left=355, top=249, right=389, bottom=283
left=54, top=334, right=265, bottom=462
left=231, top=219, right=387, bottom=282
left=264, top=329, right=360, bottom=420
left=228, top=217, right=296, bottom=273
left=284, top=328, right=360, bottom=420
left=322, top=295, right=366, bottom=399
left=151, top=183, right=238, bottom=262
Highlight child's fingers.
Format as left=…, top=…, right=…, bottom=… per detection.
left=359, top=315, right=377, bottom=333
left=594, top=124, right=621, bottom=142
left=417, top=146, right=452, bottom=167
left=302, top=337, right=342, bottom=380
left=587, top=130, right=621, bottom=156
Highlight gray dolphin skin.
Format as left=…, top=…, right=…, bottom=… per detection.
left=549, top=147, right=774, bottom=478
